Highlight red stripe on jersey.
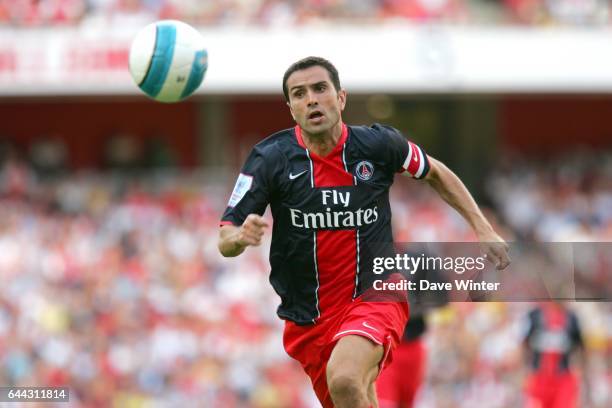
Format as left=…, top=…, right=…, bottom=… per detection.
left=295, top=124, right=348, bottom=157
left=544, top=303, right=567, bottom=329
left=316, top=229, right=357, bottom=315
left=297, top=123, right=357, bottom=319
left=296, top=124, right=352, bottom=185
left=407, top=141, right=421, bottom=176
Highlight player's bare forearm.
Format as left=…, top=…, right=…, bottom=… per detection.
left=424, top=157, right=494, bottom=237
left=422, top=156, right=510, bottom=269
left=218, top=214, right=269, bottom=257
left=218, top=225, right=248, bottom=257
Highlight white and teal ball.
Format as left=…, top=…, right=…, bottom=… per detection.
left=129, top=20, right=208, bottom=103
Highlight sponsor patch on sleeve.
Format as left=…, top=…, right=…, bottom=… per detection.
left=228, top=173, right=253, bottom=207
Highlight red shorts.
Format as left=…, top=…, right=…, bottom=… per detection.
left=376, top=338, right=426, bottom=408
left=524, top=372, right=579, bottom=408
left=283, top=298, right=409, bottom=408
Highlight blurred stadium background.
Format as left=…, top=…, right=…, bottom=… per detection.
left=0, top=1, right=611, bottom=407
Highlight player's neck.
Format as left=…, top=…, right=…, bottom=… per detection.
left=301, top=121, right=343, bottom=157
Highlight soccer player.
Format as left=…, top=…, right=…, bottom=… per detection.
left=523, top=302, right=591, bottom=408
left=218, top=56, right=510, bottom=408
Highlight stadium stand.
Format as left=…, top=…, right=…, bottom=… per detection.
left=0, top=0, right=609, bottom=27
left=0, top=145, right=609, bottom=406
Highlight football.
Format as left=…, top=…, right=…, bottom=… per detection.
left=129, top=20, right=208, bottom=103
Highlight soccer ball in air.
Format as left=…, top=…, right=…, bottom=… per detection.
left=129, top=20, right=208, bottom=103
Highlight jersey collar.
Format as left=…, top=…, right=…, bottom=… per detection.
left=295, top=123, right=348, bottom=158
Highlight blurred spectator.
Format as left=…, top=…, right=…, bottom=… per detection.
left=486, top=150, right=612, bottom=241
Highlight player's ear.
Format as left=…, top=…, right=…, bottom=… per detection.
left=287, top=101, right=296, bottom=121
left=338, top=89, right=347, bottom=111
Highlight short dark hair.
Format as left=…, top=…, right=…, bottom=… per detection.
left=282, top=56, right=341, bottom=101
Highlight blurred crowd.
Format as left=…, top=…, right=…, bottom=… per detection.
left=0, top=158, right=315, bottom=406
left=0, top=147, right=610, bottom=407
left=487, top=150, right=612, bottom=242
left=0, top=0, right=609, bottom=27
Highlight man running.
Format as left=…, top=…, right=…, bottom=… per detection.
left=219, top=56, right=510, bottom=408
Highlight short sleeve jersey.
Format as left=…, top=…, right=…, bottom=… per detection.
left=524, top=306, right=584, bottom=374
left=221, top=123, right=430, bottom=325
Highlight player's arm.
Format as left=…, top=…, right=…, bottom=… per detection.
left=218, top=215, right=269, bottom=257
left=378, top=123, right=509, bottom=268
left=218, top=146, right=271, bottom=257
left=422, top=157, right=510, bottom=270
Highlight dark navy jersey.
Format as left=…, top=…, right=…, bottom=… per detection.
left=524, top=305, right=584, bottom=374
left=221, top=123, right=430, bottom=325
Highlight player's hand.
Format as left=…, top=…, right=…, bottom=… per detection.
left=237, top=214, right=269, bottom=247
left=478, top=232, right=510, bottom=270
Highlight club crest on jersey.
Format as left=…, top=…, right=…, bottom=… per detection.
left=355, top=161, right=374, bottom=181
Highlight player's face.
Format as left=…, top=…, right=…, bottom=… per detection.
left=286, top=66, right=346, bottom=137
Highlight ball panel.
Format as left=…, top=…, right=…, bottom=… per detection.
left=180, top=49, right=208, bottom=100
left=174, top=22, right=207, bottom=101
left=139, top=23, right=177, bottom=99
left=154, top=40, right=193, bottom=103
left=128, top=23, right=157, bottom=85
left=154, top=62, right=191, bottom=103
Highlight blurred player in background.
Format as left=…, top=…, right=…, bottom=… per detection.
left=376, top=252, right=449, bottom=408
left=376, top=314, right=428, bottom=408
left=523, top=302, right=591, bottom=408
left=218, top=56, right=510, bottom=408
